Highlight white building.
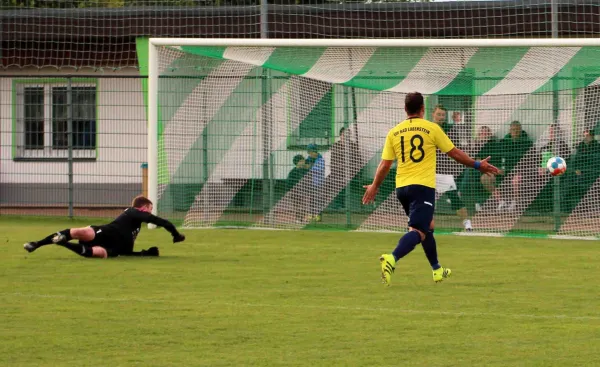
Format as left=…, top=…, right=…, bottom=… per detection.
left=1, top=67, right=147, bottom=207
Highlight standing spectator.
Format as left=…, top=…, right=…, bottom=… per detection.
left=452, top=111, right=461, bottom=124
left=330, top=127, right=362, bottom=209
left=498, top=121, right=534, bottom=211
left=450, top=111, right=473, bottom=149
left=286, top=154, right=310, bottom=223
left=432, top=105, right=473, bottom=231
left=305, top=143, right=325, bottom=222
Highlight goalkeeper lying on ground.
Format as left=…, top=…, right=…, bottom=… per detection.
left=23, top=195, right=185, bottom=258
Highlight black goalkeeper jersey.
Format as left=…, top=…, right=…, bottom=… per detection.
left=104, top=207, right=179, bottom=245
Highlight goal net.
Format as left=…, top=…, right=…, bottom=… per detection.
left=149, top=39, right=600, bottom=239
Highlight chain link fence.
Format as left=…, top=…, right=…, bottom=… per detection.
left=1, top=75, right=148, bottom=218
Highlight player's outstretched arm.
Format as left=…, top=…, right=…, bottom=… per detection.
left=362, top=159, right=394, bottom=205
left=446, top=148, right=500, bottom=175
left=151, top=215, right=185, bottom=243
left=137, top=211, right=185, bottom=243
left=121, top=247, right=160, bottom=257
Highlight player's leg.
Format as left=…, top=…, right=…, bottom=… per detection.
left=482, top=173, right=508, bottom=211
left=24, top=229, right=70, bottom=252
left=379, top=188, right=405, bottom=285
left=293, top=195, right=304, bottom=223
left=306, top=184, right=315, bottom=221
left=448, top=190, right=472, bottom=231
left=379, top=186, right=428, bottom=286
left=420, top=220, right=438, bottom=269
left=60, top=228, right=118, bottom=258
left=481, top=173, right=500, bottom=201
left=481, top=172, right=494, bottom=194
left=509, top=174, right=521, bottom=211
left=24, top=226, right=95, bottom=253
left=54, top=226, right=96, bottom=243
left=55, top=241, right=108, bottom=258
left=392, top=226, right=424, bottom=261
left=311, top=185, right=322, bottom=222
left=420, top=219, right=452, bottom=283
left=379, top=225, right=423, bottom=285
left=120, top=247, right=159, bottom=257
left=457, top=207, right=472, bottom=231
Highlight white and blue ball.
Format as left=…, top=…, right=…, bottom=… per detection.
left=546, top=156, right=567, bottom=176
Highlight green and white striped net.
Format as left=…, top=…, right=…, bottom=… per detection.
left=155, top=45, right=600, bottom=238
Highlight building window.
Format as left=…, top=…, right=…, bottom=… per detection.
left=23, top=87, right=44, bottom=150
left=15, top=83, right=97, bottom=160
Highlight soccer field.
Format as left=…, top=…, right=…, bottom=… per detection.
left=1, top=217, right=599, bottom=367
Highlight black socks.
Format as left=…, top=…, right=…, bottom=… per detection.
left=58, top=242, right=94, bottom=258
left=36, top=229, right=72, bottom=246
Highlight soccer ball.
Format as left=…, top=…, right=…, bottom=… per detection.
left=546, top=156, right=567, bottom=176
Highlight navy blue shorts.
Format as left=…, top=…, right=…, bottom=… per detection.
left=396, top=185, right=435, bottom=233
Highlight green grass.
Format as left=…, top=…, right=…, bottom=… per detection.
left=1, top=218, right=599, bottom=367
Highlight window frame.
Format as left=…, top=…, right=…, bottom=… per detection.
left=12, top=78, right=98, bottom=162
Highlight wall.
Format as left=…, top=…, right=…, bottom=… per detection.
left=0, top=68, right=147, bottom=206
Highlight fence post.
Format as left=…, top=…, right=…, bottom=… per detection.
left=67, top=77, right=74, bottom=219
left=551, top=67, right=561, bottom=232
left=260, top=0, right=268, bottom=39
left=551, top=0, right=558, bottom=38
left=261, top=69, right=272, bottom=225
left=350, top=86, right=358, bottom=227
left=260, top=2, right=271, bottom=224
left=141, top=162, right=148, bottom=197
left=342, top=86, right=351, bottom=228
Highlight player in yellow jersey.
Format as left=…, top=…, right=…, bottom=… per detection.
left=362, top=92, right=499, bottom=285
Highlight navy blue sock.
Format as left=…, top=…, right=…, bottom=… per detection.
left=392, top=230, right=422, bottom=261
left=421, top=232, right=440, bottom=270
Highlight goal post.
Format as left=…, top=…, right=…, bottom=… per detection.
left=148, top=39, right=159, bottom=225
left=148, top=38, right=600, bottom=239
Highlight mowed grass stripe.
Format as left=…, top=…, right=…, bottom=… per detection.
left=6, top=292, right=600, bottom=321
left=2, top=219, right=600, bottom=367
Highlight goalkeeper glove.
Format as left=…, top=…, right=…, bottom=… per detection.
left=173, top=233, right=185, bottom=243
left=141, top=247, right=160, bottom=257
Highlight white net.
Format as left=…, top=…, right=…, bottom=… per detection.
left=154, top=44, right=600, bottom=238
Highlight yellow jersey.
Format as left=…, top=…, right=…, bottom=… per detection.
left=381, top=117, right=455, bottom=188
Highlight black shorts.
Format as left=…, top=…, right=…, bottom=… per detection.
left=81, top=225, right=123, bottom=257
left=396, top=185, right=435, bottom=233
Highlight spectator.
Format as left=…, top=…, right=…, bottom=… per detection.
left=498, top=121, right=534, bottom=211
left=450, top=111, right=472, bottom=148
left=305, top=143, right=325, bottom=222
left=538, top=123, right=571, bottom=177
left=530, top=123, right=571, bottom=214
left=286, top=154, right=310, bottom=223
left=432, top=104, right=473, bottom=231
left=330, top=127, right=362, bottom=209
left=569, top=129, right=600, bottom=177
left=562, top=129, right=600, bottom=211
left=460, top=125, right=504, bottom=212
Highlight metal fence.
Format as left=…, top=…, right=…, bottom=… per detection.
left=0, top=75, right=148, bottom=218
left=3, top=1, right=600, bottom=70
